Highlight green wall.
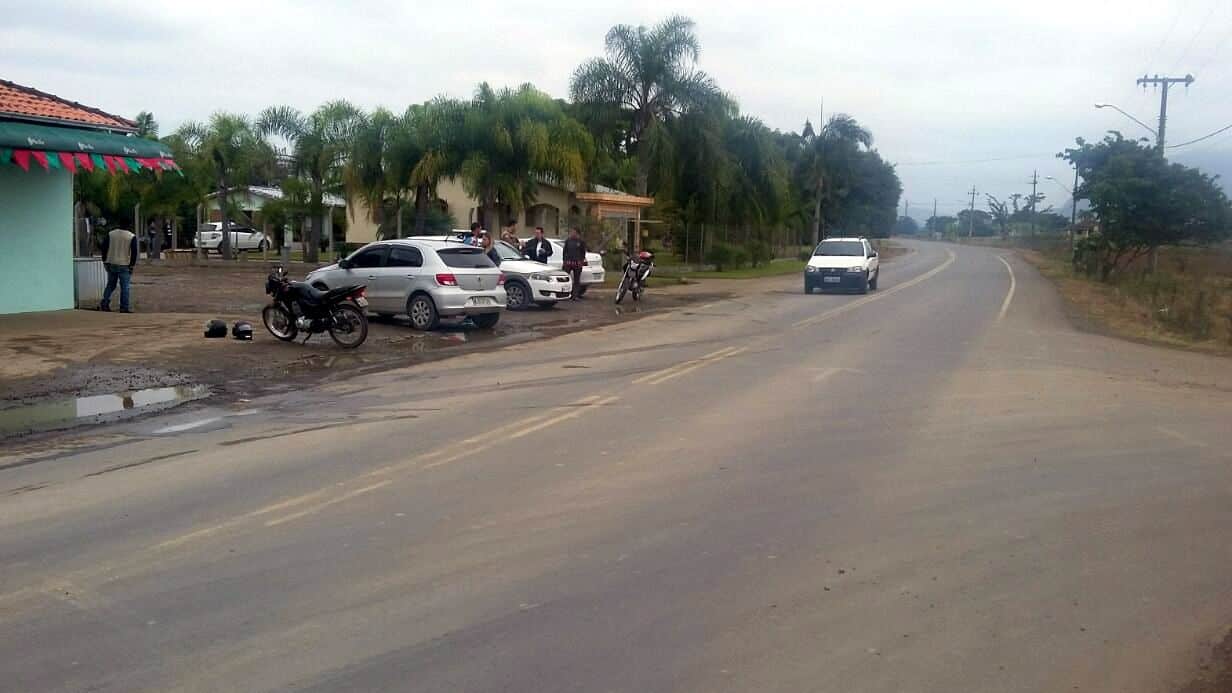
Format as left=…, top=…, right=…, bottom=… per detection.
left=0, top=166, right=74, bottom=314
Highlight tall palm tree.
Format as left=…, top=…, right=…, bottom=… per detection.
left=570, top=15, right=727, bottom=196
left=457, top=83, right=593, bottom=232
left=258, top=101, right=363, bottom=262
left=797, top=114, right=872, bottom=244
left=175, top=113, right=274, bottom=259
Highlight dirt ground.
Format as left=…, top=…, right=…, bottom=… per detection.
left=0, top=261, right=733, bottom=419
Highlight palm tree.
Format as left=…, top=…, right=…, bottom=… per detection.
left=570, top=15, right=727, bottom=196
left=457, top=83, right=593, bottom=232
left=258, top=101, right=363, bottom=262
left=175, top=113, right=274, bottom=259
left=797, top=114, right=872, bottom=244
left=134, top=111, right=158, bottom=139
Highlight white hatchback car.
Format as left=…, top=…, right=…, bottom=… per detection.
left=804, top=237, right=880, bottom=294
left=485, top=241, right=574, bottom=309
left=521, top=237, right=606, bottom=295
left=306, top=239, right=506, bottom=330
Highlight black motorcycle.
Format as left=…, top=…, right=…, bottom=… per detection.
left=615, top=250, right=655, bottom=304
left=262, top=267, right=370, bottom=348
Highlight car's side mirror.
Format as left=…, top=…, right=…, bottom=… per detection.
left=339, top=259, right=353, bottom=270
left=871, top=251, right=878, bottom=258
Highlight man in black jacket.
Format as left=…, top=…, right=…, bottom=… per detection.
left=561, top=227, right=588, bottom=300
left=522, top=226, right=553, bottom=264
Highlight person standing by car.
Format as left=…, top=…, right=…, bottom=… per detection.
left=523, top=226, right=554, bottom=264
left=99, top=227, right=137, bottom=313
left=500, top=220, right=520, bottom=247
left=562, top=227, right=588, bottom=300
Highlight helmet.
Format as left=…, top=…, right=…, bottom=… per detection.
left=232, top=321, right=254, bottom=340
left=637, top=250, right=654, bottom=262
left=204, top=319, right=227, bottom=338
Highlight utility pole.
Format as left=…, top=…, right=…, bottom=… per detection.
left=933, top=198, right=938, bottom=237
left=1136, top=73, right=1194, bottom=152
left=1029, top=170, right=1039, bottom=236
left=967, top=186, right=977, bottom=238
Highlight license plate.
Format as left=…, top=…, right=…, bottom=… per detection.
left=592, top=273, right=602, bottom=279
left=470, top=297, right=494, bottom=306
left=823, top=276, right=841, bottom=283
left=355, top=297, right=369, bottom=307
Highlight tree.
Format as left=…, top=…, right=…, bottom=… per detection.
left=258, top=101, right=364, bottom=262
left=175, top=113, right=275, bottom=259
left=957, top=209, right=996, bottom=237
left=1060, top=133, right=1232, bottom=279
left=986, top=195, right=1010, bottom=237
left=796, top=114, right=873, bottom=243
left=135, top=111, right=158, bottom=140
left=926, top=215, right=956, bottom=235
left=894, top=216, right=920, bottom=235
left=570, top=15, right=727, bottom=196
left=457, top=83, right=594, bottom=232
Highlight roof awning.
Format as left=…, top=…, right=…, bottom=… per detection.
left=0, top=120, right=179, bottom=175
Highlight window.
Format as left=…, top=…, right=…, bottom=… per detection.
left=437, top=247, right=496, bottom=268
left=813, top=241, right=864, bottom=257
left=491, top=241, right=524, bottom=262
left=349, top=246, right=388, bottom=268
left=387, top=246, right=423, bottom=268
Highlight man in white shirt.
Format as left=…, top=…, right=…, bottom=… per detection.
left=100, top=227, right=137, bottom=313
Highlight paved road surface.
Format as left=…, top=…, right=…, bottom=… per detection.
left=3, top=240, right=1230, bottom=692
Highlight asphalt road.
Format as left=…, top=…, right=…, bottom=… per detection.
left=3, top=240, right=1231, bottom=693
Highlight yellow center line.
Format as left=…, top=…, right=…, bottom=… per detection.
left=645, top=347, right=749, bottom=386
left=792, top=249, right=956, bottom=329
left=264, top=480, right=394, bottom=527
left=632, top=346, right=740, bottom=385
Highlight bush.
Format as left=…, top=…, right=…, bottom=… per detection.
left=748, top=240, right=773, bottom=267
left=706, top=242, right=748, bottom=271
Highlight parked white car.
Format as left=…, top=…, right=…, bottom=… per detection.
left=194, top=222, right=270, bottom=253
left=804, top=237, right=880, bottom=294
left=306, top=239, right=506, bottom=330
left=522, top=237, right=606, bottom=295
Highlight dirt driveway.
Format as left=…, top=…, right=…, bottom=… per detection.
left=0, top=262, right=737, bottom=433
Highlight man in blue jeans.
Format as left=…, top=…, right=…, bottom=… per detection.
left=99, top=227, right=137, bottom=312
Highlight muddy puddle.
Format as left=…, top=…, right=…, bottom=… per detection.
left=0, top=385, right=210, bottom=437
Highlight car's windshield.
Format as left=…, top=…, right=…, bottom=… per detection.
left=436, top=247, right=496, bottom=268
left=492, top=241, right=524, bottom=261
left=814, top=241, right=864, bottom=257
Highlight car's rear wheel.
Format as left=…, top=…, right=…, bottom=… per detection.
left=471, top=313, right=500, bottom=329
left=407, top=294, right=439, bottom=331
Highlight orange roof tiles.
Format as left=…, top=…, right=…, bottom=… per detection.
left=0, top=79, right=135, bottom=132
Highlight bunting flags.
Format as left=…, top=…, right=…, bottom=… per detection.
left=0, top=148, right=179, bottom=176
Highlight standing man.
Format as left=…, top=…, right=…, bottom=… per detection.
left=466, top=221, right=482, bottom=245
left=100, top=226, right=137, bottom=313
left=500, top=219, right=520, bottom=247
left=523, top=226, right=553, bottom=264
left=562, top=227, right=588, bottom=300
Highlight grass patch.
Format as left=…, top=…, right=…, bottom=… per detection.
left=1020, top=245, right=1232, bottom=355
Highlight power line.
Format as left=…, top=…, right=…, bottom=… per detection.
left=1167, top=121, right=1232, bottom=148
left=1147, top=0, right=1189, bottom=72
left=1173, top=0, right=1220, bottom=71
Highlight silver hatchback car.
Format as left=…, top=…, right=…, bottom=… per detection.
left=306, top=239, right=507, bottom=330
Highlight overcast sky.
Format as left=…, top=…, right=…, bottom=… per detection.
left=4, top=0, right=1230, bottom=221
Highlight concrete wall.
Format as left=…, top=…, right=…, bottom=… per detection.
left=346, top=199, right=381, bottom=244
left=0, top=167, right=74, bottom=314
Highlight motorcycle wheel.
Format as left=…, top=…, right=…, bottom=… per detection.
left=328, top=303, right=368, bottom=348
left=615, top=275, right=629, bottom=304
left=262, top=305, right=297, bottom=341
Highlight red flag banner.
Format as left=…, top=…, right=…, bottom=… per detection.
left=13, top=149, right=31, bottom=171
left=102, top=155, right=117, bottom=173
left=114, top=156, right=131, bottom=173
left=29, top=150, right=49, bottom=170
left=58, top=152, right=77, bottom=173
left=76, top=152, right=94, bottom=172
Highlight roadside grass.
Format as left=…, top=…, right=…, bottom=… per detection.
left=653, top=258, right=808, bottom=281
left=1020, top=244, right=1232, bottom=355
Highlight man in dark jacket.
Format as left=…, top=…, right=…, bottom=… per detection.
left=561, top=227, right=588, bottom=300
left=522, top=226, right=554, bottom=264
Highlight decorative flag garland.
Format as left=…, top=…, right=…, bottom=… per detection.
left=0, top=148, right=181, bottom=176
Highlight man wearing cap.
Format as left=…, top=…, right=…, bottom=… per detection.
left=100, top=226, right=138, bottom=313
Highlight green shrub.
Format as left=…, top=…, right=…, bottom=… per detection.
left=748, top=240, right=773, bottom=267
left=705, top=242, right=749, bottom=272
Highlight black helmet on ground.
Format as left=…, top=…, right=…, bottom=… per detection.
left=204, top=319, right=227, bottom=338
left=232, top=321, right=254, bottom=340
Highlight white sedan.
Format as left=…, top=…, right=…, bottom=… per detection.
left=194, top=222, right=270, bottom=253
left=522, top=237, right=606, bottom=295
